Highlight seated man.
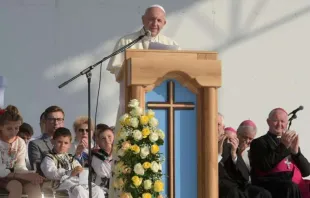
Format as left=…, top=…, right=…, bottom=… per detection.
left=250, top=108, right=310, bottom=198
left=219, top=119, right=272, bottom=198
left=28, top=106, right=65, bottom=170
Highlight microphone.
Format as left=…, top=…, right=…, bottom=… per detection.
left=288, top=106, right=304, bottom=115
left=145, top=30, right=151, bottom=37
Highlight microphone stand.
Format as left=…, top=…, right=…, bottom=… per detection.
left=288, top=114, right=297, bottom=130
left=58, top=33, right=148, bottom=198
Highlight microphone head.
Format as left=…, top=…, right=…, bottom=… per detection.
left=299, top=105, right=304, bottom=110
left=145, top=30, right=152, bottom=37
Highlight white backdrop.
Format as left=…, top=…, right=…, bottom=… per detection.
left=1, top=0, right=310, bottom=163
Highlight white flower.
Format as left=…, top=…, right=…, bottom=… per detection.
left=149, top=117, right=159, bottom=127
left=140, top=146, right=150, bottom=159
left=117, top=149, right=125, bottom=157
left=143, top=180, right=152, bottom=190
left=119, top=131, right=128, bottom=140
left=147, top=109, right=155, bottom=117
left=134, top=163, right=145, bottom=175
left=156, top=129, right=165, bottom=140
left=151, top=161, right=160, bottom=173
left=128, top=99, right=139, bottom=108
left=119, top=113, right=129, bottom=123
left=149, top=132, right=159, bottom=142
left=133, top=130, right=143, bottom=141
left=130, top=117, right=139, bottom=128
left=130, top=107, right=143, bottom=117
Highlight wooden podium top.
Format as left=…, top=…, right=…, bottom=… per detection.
left=117, top=49, right=221, bottom=88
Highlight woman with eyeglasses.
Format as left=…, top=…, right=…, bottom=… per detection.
left=72, top=116, right=95, bottom=167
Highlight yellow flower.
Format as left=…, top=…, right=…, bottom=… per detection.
left=142, top=193, right=152, bottom=198
left=130, top=144, right=140, bottom=154
left=154, top=180, right=164, bottom=192
left=125, top=117, right=131, bottom=126
left=120, top=192, right=133, bottom=198
left=140, top=115, right=149, bottom=125
left=132, top=176, right=143, bottom=187
left=151, top=144, right=160, bottom=154
left=142, top=162, right=151, bottom=169
left=142, top=128, right=151, bottom=138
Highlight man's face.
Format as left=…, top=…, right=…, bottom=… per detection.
left=238, top=128, right=256, bottom=150
left=267, top=110, right=288, bottom=136
left=142, top=7, right=166, bottom=37
left=44, top=111, right=64, bottom=137
left=217, top=116, right=225, bottom=135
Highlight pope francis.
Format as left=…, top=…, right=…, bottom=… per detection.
left=106, top=4, right=180, bottom=198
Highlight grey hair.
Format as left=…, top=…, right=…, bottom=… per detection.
left=237, top=125, right=256, bottom=135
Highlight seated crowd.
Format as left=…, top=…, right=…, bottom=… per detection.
left=0, top=105, right=113, bottom=198
left=218, top=108, right=310, bottom=198
left=1, top=104, right=310, bottom=198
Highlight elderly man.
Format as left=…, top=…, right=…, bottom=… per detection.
left=219, top=119, right=272, bottom=198
left=108, top=5, right=179, bottom=197
left=106, top=4, right=180, bottom=78
left=250, top=108, right=310, bottom=198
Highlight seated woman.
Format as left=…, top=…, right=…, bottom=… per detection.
left=71, top=116, right=95, bottom=166
left=91, top=124, right=114, bottom=195
left=0, top=105, right=44, bottom=198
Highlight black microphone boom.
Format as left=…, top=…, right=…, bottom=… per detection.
left=57, top=30, right=150, bottom=198
left=287, top=105, right=304, bottom=130
left=288, top=105, right=304, bottom=115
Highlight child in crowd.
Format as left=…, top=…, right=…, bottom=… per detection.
left=91, top=124, right=114, bottom=195
left=40, top=127, right=105, bottom=198
left=0, top=105, right=44, bottom=198
left=17, top=122, right=34, bottom=169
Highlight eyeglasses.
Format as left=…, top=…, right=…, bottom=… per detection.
left=78, top=128, right=90, bottom=133
left=46, top=117, right=64, bottom=123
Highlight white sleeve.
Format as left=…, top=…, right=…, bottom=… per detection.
left=106, top=38, right=126, bottom=77
left=40, top=157, right=71, bottom=180
left=91, top=155, right=112, bottom=178
left=14, top=139, right=28, bottom=172
left=218, top=155, right=222, bottom=163
left=232, top=156, right=238, bottom=164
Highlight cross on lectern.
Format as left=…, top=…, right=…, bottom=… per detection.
left=146, top=80, right=195, bottom=197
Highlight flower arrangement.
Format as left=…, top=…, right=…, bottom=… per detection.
left=113, top=99, right=165, bottom=198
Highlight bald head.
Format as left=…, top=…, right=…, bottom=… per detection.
left=142, top=5, right=167, bottom=37
left=267, top=108, right=288, bottom=136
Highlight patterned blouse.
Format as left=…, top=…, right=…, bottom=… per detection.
left=0, top=136, right=28, bottom=177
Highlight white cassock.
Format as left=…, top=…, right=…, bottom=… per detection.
left=107, top=27, right=180, bottom=197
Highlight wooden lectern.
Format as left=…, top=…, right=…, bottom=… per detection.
left=117, top=49, right=222, bottom=198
